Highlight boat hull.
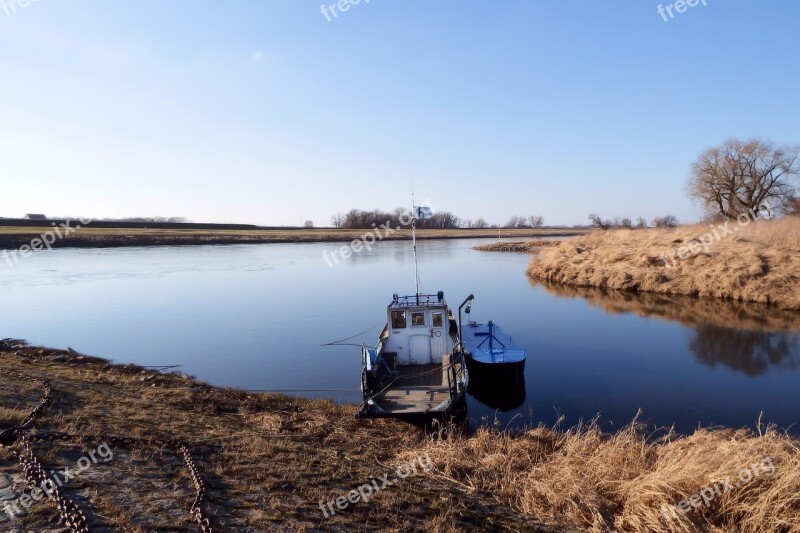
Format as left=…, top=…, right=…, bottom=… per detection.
left=465, top=357, right=526, bottom=411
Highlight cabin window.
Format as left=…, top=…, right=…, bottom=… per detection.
left=432, top=312, right=444, bottom=328
left=411, top=312, right=426, bottom=326
left=391, top=310, right=407, bottom=329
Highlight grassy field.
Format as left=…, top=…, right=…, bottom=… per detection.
left=2, top=341, right=799, bottom=532
left=0, top=225, right=588, bottom=250
left=527, top=217, right=800, bottom=310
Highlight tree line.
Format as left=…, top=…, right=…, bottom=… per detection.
left=330, top=209, right=462, bottom=229
left=329, top=209, right=546, bottom=229
left=587, top=214, right=678, bottom=231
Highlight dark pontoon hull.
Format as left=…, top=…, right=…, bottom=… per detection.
left=465, top=357, right=526, bottom=411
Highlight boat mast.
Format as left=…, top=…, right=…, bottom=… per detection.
left=412, top=189, right=421, bottom=304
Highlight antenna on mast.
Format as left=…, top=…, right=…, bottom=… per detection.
left=412, top=187, right=421, bottom=303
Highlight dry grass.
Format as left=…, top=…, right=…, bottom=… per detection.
left=736, top=217, right=800, bottom=250
left=0, top=341, right=545, bottom=532
left=473, top=240, right=563, bottom=252
left=422, top=417, right=800, bottom=532
left=527, top=217, right=800, bottom=310
left=3, top=341, right=798, bottom=531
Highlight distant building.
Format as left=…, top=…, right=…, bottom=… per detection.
left=24, top=214, right=48, bottom=220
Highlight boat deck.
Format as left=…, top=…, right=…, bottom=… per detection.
left=373, top=386, right=451, bottom=414
left=395, top=363, right=443, bottom=387
left=357, top=357, right=467, bottom=420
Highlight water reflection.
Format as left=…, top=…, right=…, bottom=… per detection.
left=468, top=379, right=527, bottom=412
left=690, top=325, right=799, bottom=375
left=533, top=282, right=800, bottom=375
left=3, top=241, right=799, bottom=433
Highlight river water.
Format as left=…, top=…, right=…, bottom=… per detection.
left=1, top=239, right=798, bottom=434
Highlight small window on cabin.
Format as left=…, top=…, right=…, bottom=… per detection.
left=432, top=312, right=444, bottom=328
left=391, top=310, right=407, bottom=329
left=411, top=312, right=426, bottom=326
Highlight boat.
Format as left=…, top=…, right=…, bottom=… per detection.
left=462, top=321, right=526, bottom=381
left=460, top=301, right=527, bottom=408
left=356, top=200, right=469, bottom=423
left=356, top=291, right=470, bottom=423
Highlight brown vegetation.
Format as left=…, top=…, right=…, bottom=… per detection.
left=473, top=240, right=562, bottom=252
left=3, top=341, right=799, bottom=531
left=527, top=217, right=800, bottom=310
left=0, top=341, right=543, bottom=532
left=425, top=418, right=800, bottom=532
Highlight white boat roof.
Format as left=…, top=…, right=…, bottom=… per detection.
left=389, top=292, right=448, bottom=309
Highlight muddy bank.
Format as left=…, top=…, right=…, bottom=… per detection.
left=2, top=341, right=799, bottom=531
left=472, top=240, right=562, bottom=252
left=0, top=340, right=548, bottom=532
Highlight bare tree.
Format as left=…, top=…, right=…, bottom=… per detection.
left=304, top=220, right=314, bottom=228
left=687, top=139, right=799, bottom=218
left=789, top=197, right=800, bottom=216
left=473, top=218, right=488, bottom=229
left=505, top=216, right=522, bottom=228
left=330, top=213, right=345, bottom=228
left=588, top=213, right=610, bottom=231
left=529, top=215, right=544, bottom=228
left=620, top=218, right=633, bottom=229
left=652, top=215, right=678, bottom=228
left=636, top=217, right=647, bottom=228
left=429, top=211, right=460, bottom=229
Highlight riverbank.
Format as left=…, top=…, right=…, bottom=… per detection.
left=527, top=217, right=800, bottom=311
left=0, top=225, right=587, bottom=250
left=2, top=341, right=798, bottom=532
left=472, top=240, right=562, bottom=252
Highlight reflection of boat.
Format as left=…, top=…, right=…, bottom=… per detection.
left=468, top=374, right=526, bottom=412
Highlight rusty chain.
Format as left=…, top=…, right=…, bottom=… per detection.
left=0, top=369, right=215, bottom=532
left=7, top=436, right=90, bottom=532
left=0, top=370, right=52, bottom=446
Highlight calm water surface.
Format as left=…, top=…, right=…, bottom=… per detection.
left=2, top=240, right=798, bottom=434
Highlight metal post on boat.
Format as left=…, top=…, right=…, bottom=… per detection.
left=488, top=321, right=494, bottom=361
left=458, top=294, right=474, bottom=349
left=412, top=191, right=421, bottom=304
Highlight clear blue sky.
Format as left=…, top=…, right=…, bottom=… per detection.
left=1, top=0, right=798, bottom=226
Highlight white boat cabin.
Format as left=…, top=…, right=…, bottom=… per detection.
left=381, top=292, right=457, bottom=365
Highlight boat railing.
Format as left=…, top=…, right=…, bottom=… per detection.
left=390, top=293, right=446, bottom=307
